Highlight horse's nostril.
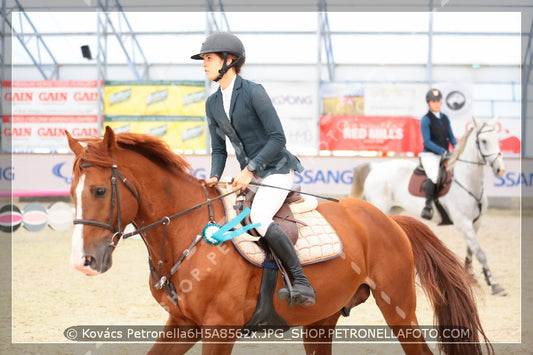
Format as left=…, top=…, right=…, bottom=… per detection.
left=84, top=255, right=95, bottom=267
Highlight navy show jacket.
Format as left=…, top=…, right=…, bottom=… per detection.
left=205, top=75, right=303, bottom=179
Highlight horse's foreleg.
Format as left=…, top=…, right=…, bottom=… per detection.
left=201, top=342, right=235, bottom=355
left=147, top=316, right=199, bottom=355
left=302, top=312, right=341, bottom=355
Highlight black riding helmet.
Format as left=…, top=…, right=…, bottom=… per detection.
left=191, top=32, right=246, bottom=82
left=426, top=88, right=443, bottom=102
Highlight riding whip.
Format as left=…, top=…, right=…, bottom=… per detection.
left=248, top=181, right=339, bottom=202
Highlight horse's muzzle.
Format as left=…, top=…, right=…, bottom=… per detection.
left=72, top=244, right=114, bottom=275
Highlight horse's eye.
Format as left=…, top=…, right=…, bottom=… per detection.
left=93, top=187, right=107, bottom=198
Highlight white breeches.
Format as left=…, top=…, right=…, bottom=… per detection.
left=249, top=171, right=294, bottom=236
left=419, top=152, right=441, bottom=183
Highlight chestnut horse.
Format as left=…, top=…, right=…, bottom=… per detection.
left=67, top=127, right=492, bottom=355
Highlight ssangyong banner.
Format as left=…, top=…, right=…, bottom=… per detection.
left=319, top=115, right=423, bottom=154
left=3, top=115, right=99, bottom=153
left=261, top=81, right=318, bottom=119
left=3, top=154, right=523, bottom=198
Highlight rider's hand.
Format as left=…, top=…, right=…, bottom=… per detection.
left=204, top=176, right=219, bottom=187
left=231, top=167, right=254, bottom=191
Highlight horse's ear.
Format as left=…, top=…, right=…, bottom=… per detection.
left=490, top=116, right=499, bottom=125
left=103, top=126, right=118, bottom=152
left=472, top=116, right=480, bottom=127
left=65, top=130, right=83, bottom=156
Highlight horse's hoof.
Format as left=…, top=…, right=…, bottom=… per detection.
left=491, top=284, right=508, bottom=296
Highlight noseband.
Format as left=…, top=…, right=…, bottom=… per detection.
left=73, top=160, right=140, bottom=247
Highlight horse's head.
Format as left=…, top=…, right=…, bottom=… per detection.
left=472, top=116, right=505, bottom=177
left=66, top=127, right=140, bottom=275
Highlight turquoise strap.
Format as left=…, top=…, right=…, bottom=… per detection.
left=211, top=207, right=260, bottom=243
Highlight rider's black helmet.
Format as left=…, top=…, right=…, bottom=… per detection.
left=191, top=32, right=245, bottom=82
left=426, top=88, right=443, bottom=102
left=191, top=32, right=245, bottom=62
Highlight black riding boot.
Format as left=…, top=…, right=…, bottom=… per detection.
left=421, top=179, right=436, bottom=220
left=263, top=223, right=316, bottom=307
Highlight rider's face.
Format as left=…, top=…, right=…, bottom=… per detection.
left=202, top=53, right=224, bottom=81
left=428, top=99, right=442, bottom=112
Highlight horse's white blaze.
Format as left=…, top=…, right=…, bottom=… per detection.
left=70, top=174, right=86, bottom=269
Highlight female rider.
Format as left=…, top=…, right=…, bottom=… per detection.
left=192, top=32, right=315, bottom=307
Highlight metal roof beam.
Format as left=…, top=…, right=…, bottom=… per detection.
left=2, top=0, right=60, bottom=80
left=206, top=0, right=231, bottom=33
left=522, top=17, right=533, bottom=158
left=97, top=0, right=150, bottom=80
left=318, top=0, right=335, bottom=81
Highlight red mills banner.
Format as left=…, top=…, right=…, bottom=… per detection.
left=319, top=115, right=423, bottom=154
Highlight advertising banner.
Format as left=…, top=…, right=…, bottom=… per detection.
left=435, top=82, right=474, bottom=122
left=3, top=115, right=99, bottom=153
left=3, top=154, right=523, bottom=198
left=261, top=81, right=318, bottom=118
left=320, top=82, right=365, bottom=116
left=363, top=83, right=427, bottom=117
left=319, top=115, right=423, bottom=154
left=104, top=81, right=206, bottom=117
left=104, top=117, right=206, bottom=153
left=281, top=116, right=319, bottom=155
left=461, top=117, right=520, bottom=157
left=2, top=80, right=98, bottom=115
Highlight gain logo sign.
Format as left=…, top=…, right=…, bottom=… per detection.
left=445, top=90, right=466, bottom=111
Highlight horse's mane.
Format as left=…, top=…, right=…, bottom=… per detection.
left=447, top=126, right=475, bottom=169
left=74, top=132, right=192, bottom=175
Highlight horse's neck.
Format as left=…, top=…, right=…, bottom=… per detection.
left=133, top=169, right=208, bottom=251
left=454, top=136, right=485, bottom=193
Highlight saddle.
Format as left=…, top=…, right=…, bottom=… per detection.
left=408, top=158, right=453, bottom=226
left=216, top=184, right=342, bottom=332
left=408, top=160, right=452, bottom=198
left=235, top=186, right=303, bottom=244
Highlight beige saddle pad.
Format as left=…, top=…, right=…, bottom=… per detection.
left=218, top=184, right=343, bottom=267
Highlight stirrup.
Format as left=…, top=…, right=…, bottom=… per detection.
left=421, top=206, right=434, bottom=219
left=277, top=284, right=316, bottom=307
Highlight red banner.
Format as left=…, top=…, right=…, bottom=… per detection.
left=319, top=115, right=423, bottom=154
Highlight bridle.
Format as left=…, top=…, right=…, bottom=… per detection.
left=455, top=123, right=502, bottom=169
left=73, top=161, right=140, bottom=247
left=452, top=122, right=502, bottom=222
left=72, top=158, right=240, bottom=305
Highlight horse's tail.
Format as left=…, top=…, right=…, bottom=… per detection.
left=391, top=215, right=493, bottom=355
left=350, top=162, right=372, bottom=198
